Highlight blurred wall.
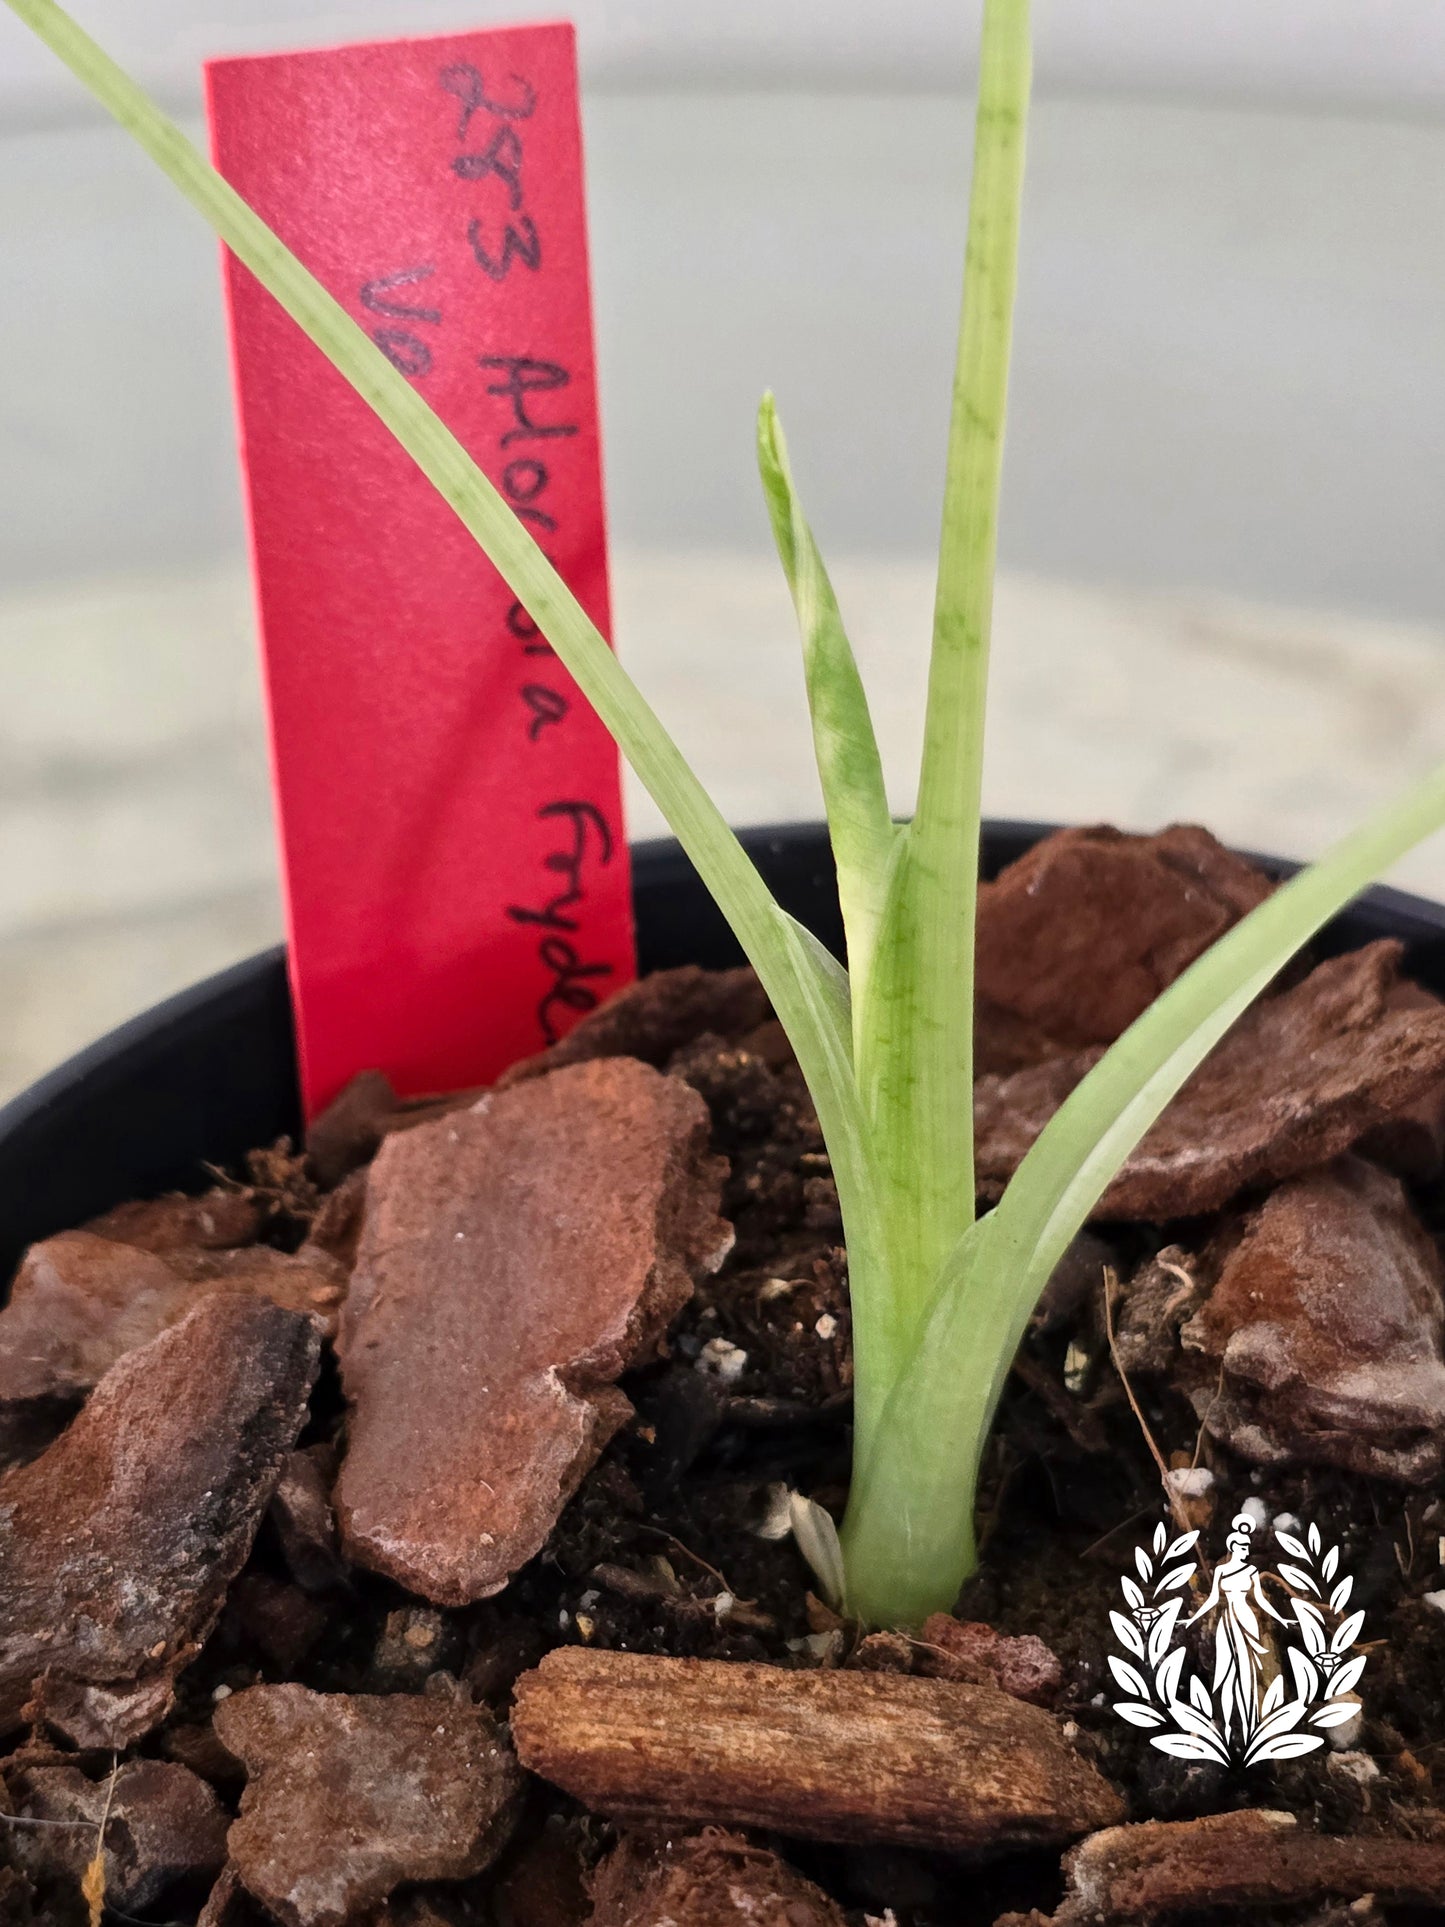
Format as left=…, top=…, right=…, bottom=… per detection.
left=2, top=65, right=1444, bottom=619
left=5, top=2, right=1445, bottom=113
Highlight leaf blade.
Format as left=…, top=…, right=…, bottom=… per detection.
left=757, top=396, right=896, bottom=1016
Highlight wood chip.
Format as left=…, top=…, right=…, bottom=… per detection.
left=590, top=1830, right=846, bottom=1927
left=511, top=1648, right=1122, bottom=1854
left=334, top=1057, right=730, bottom=1604
left=1012, top=1810, right=1445, bottom=1922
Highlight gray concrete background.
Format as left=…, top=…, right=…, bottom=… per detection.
left=6, top=91, right=1445, bottom=619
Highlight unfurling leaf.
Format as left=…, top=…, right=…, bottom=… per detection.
left=1308, top=1522, right=1322, bottom=1555
left=1121, top=1576, right=1145, bottom=1611
left=1164, top=1530, right=1200, bottom=1563
left=1322, top=1544, right=1340, bottom=1581
left=1330, top=1575, right=1353, bottom=1613
left=789, top=1493, right=847, bottom=1609
left=1158, top=1562, right=1193, bottom=1593
left=1187, top=1672, right=1212, bottom=1716
left=1275, top=1531, right=1309, bottom=1561
left=1152, top=1522, right=1167, bottom=1556
left=1261, top=1672, right=1286, bottom=1716
left=1135, top=1546, right=1154, bottom=1583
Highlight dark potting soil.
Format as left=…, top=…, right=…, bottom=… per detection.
left=7, top=831, right=1445, bottom=1926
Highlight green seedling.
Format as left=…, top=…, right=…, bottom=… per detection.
left=12, top=0, right=1445, bottom=1628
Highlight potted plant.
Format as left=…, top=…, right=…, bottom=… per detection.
left=6, top=1, right=1445, bottom=1923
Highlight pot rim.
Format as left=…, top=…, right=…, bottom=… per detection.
left=4, top=816, right=1445, bottom=1282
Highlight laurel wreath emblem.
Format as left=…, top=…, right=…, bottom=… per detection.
left=1109, top=1517, right=1366, bottom=1766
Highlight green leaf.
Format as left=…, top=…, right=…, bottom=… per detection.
left=988, top=761, right=1445, bottom=1305
left=757, top=395, right=896, bottom=1025
left=843, top=761, right=1445, bottom=1626
left=854, top=0, right=1033, bottom=1339
left=0, top=0, right=888, bottom=1279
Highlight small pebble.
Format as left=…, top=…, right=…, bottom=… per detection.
left=1328, top=1751, right=1380, bottom=1787
left=759, top=1277, right=799, bottom=1301
left=814, top=1314, right=838, bottom=1341
left=696, top=1337, right=748, bottom=1383
left=1327, top=1698, right=1365, bottom=1750
left=1240, top=1496, right=1270, bottom=1529
left=1166, top=1467, right=1215, bottom=1497
left=1422, top=1589, right=1445, bottom=1614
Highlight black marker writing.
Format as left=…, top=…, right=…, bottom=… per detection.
left=440, top=61, right=537, bottom=141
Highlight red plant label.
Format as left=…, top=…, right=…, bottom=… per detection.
left=207, top=22, right=634, bottom=1117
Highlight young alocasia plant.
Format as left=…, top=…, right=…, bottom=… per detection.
left=12, top=0, right=1445, bottom=1628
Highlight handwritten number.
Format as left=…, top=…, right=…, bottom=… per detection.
left=467, top=213, right=541, bottom=281
left=440, top=62, right=537, bottom=142
left=453, top=125, right=525, bottom=209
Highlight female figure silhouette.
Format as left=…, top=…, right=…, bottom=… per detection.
left=1185, top=1513, right=1290, bottom=1746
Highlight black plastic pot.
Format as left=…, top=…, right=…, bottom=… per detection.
left=5, top=818, right=1445, bottom=1286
